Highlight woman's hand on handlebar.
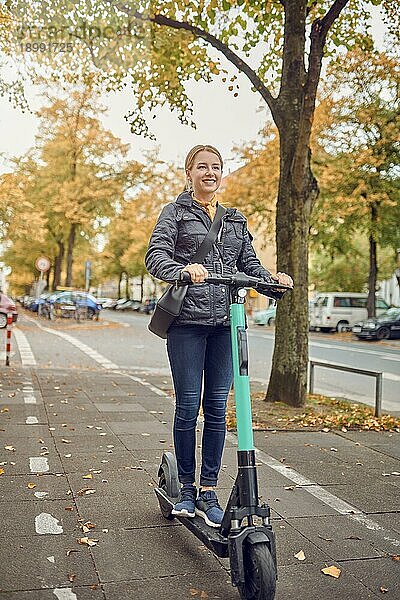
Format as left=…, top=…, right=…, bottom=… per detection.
left=273, top=272, right=294, bottom=288
left=181, top=263, right=209, bottom=284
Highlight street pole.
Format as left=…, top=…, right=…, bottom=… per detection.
left=5, top=313, right=12, bottom=366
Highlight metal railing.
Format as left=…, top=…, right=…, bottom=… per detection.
left=309, top=359, right=383, bottom=417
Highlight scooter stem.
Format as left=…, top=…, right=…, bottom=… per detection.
left=230, top=297, right=254, bottom=452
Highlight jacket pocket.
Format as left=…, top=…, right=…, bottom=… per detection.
left=180, top=283, right=211, bottom=320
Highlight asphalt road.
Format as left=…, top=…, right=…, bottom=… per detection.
left=4, top=308, right=400, bottom=413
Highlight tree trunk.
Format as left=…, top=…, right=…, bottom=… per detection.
left=118, top=271, right=123, bottom=299
left=126, top=273, right=130, bottom=299
left=266, top=128, right=317, bottom=407
left=53, top=240, right=64, bottom=290
left=65, top=224, right=76, bottom=287
left=367, top=203, right=378, bottom=318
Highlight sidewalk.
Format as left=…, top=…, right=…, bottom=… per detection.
left=0, top=364, right=399, bottom=599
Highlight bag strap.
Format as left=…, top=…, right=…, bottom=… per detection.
left=190, top=203, right=226, bottom=264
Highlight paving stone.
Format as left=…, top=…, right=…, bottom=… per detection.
left=52, top=436, right=125, bottom=453
left=93, top=402, right=147, bottom=412
left=0, top=499, right=79, bottom=537
left=59, top=450, right=140, bottom=474
left=274, top=563, right=380, bottom=600
left=91, top=528, right=223, bottom=582
left=108, top=420, right=170, bottom=435
left=0, top=535, right=98, bottom=592
left=0, top=474, right=71, bottom=502
left=326, top=481, right=399, bottom=513
left=286, top=515, right=387, bottom=560
left=67, top=470, right=156, bottom=500
left=337, top=556, right=400, bottom=596
left=103, top=571, right=237, bottom=600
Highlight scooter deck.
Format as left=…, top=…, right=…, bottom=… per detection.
left=155, top=487, right=229, bottom=558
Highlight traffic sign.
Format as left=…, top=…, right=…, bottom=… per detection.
left=35, top=256, right=51, bottom=272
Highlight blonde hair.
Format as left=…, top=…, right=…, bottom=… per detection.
left=184, top=145, right=223, bottom=191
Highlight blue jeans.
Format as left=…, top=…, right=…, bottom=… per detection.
left=166, top=324, right=234, bottom=487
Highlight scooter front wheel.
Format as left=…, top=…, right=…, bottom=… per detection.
left=238, top=540, right=276, bottom=600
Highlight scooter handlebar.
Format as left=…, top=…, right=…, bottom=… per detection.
left=177, top=271, right=292, bottom=293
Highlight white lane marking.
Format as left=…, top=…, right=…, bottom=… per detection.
left=24, top=395, right=37, bottom=404
left=53, top=589, right=78, bottom=600
left=35, top=491, right=49, bottom=498
left=127, top=372, right=400, bottom=549
left=30, top=457, right=49, bottom=473
left=47, top=556, right=55, bottom=563
left=35, top=512, right=63, bottom=534
left=13, top=327, right=37, bottom=366
left=26, top=416, right=39, bottom=424
left=28, top=317, right=119, bottom=369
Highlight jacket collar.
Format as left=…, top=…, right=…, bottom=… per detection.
left=175, top=192, right=237, bottom=217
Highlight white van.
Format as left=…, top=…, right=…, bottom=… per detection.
left=310, top=293, right=390, bottom=332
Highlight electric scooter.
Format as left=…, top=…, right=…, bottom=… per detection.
left=154, top=272, right=291, bottom=600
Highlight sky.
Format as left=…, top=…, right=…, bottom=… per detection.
left=0, top=6, right=387, bottom=177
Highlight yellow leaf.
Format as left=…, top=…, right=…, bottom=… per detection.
left=83, top=473, right=93, bottom=479
left=0, top=468, right=4, bottom=475
left=27, top=483, right=37, bottom=489
left=321, top=565, right=341, bottom=578
left=294, top=550, right=306, bottom=561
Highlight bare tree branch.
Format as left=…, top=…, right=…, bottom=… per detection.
left=114, top=5, right=279, bottom=121
left=319, top=0, right=351, bottom=39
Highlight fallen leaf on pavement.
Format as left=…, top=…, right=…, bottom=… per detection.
left=65, top=506, right=74, bottom=511
left=141, top=433, right=150, bottom=437
left=345, top=535, right=362, bottom=540
left=390, top=555, right=399, bottom=561
left=78, top=537, right=98, bottom=547
left=64, top=454, right=72, bottom=458
left=318, top=535, right=333, bottom=542
left=0, top=407, right=9, bottom=413
left=330, top=447, right=338, bottom=452
left=285, top=486, right=295, bottom=491
left=294, top=550, right=306, bottom=561
left=66, top=549, right=79, bottom=556
left=83, top=474, right=93, bottom=479
left=379, top=587, right=388, bottom=593
left=0, top=468, right=5, bottom=475
left=321, top=565, right=341, bottom=578
left=27, top=483, right=37, bottom=489
left=5, top=445, right=15, bottom=452
left=76, top=488, right=96, bottom=496
left=61, top=439, right=71, bottom=443
left=391, top=472, right=400, bottom=476
left=68, top=573, right=76, bottom=582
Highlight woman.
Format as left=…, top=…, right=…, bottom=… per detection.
left=145, top=144, right=293, bottom=528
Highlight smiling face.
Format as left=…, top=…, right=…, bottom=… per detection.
left=186, top=150, right=223, bottom=200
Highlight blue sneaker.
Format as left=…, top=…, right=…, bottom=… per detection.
left=195, top=490, right=224, bottom=528
left=171, top=484, right=196, bottom=517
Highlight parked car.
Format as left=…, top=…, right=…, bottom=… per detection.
left=310, top=292, right=390, bottom=332
left=352, top=308, right=400, bottom=340
left=253, top=305, right=276, bottom=326
left=0, top=293, right=18, bottom=328
left=42, top=291, right=102, bottom=319
left=102, top=298, right=119, bottom=309
left=140, top=298, right=157, bottom=314
left=115, top=299, right=141, bottom=311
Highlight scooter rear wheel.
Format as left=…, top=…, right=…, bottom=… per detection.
left=158, top=452, right=179, bottom=520
left=238, top=540, right=276, bottom=600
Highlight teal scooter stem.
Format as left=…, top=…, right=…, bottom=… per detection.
left=154, top=272, right=291, bottom=600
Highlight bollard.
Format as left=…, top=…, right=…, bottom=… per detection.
left=5, top=312, right=12, bottom=366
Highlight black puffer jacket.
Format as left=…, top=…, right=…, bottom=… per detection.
left=145, top=191, right=277, bottom=326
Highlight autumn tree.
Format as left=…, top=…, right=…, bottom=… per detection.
left=311, top=50, right=400, bottom=315
left=102, top=158, right=182, bottom=297
left=2, top=1, right=398, bottom=406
